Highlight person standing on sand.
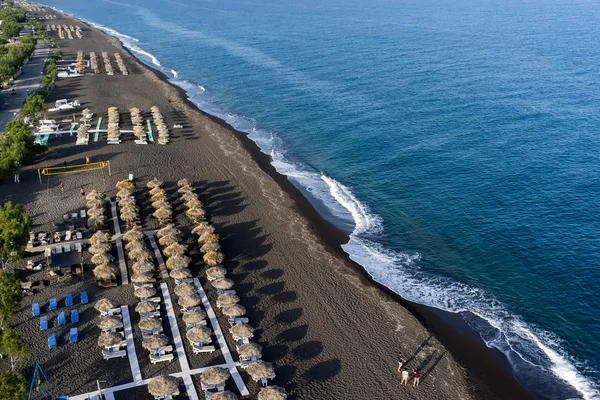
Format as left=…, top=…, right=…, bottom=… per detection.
left=85, top=156, right=90, bottom=164
left=397, top=353, right=407, bottom=372
left=401, top=368, right=409, bottom=385
left=80, top=188, right=85, bottom=200
left=413, top=368, right=420, bottom=387
left=59, top=181, right=64, bottom=193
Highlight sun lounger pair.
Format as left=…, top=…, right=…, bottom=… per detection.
left=55, top=246, right=62, bottom=253
left=49, top=298, right=57, bottom=311
left=174, top=278, right=193, bottom=285
left=81, top=291, right=89, bottom=304
left=102, top=323, right=124, bottom=333
left=65, top=294, right=73, bottom=307
left=201, top=382, right=225, bottom=392
left=100, top=308, right=121, bottom=317
left=133, top=282, right=155, bottom=288
left=70, top=327, right=78, bottom=343
left=140, top=311, right=161, bottom=319
left=141, top=327, right=163, bottom=338
left=228, top=317, right=249, bottom=326
left=32, top=303, right=40, bottom=316
left=48, top=333, right=56, bottom=349
left=58, top=312, right=66, bottom=325
left=150, top=353, right=174, bottom=364
left=40, top=316, right=48, bottom=330
left=256, top=374, right=276, bottom=387
left=186, top=320, right=207, bottom=329
left=80, top=209, right=86, bottom=218
left=65, top=231, right=72, bottom=241
left=233, top=335, right=252, bottom=344
left=62, top=244, right=71, bottom=252
left=216, top=289, right=236, bottom=296
left=103, top=349, right=127, bottom=360
left=150, top=345, right=173, bottom=356
left=104, top=340, right=127, bottom=350
left=71, top=309, right=79, bottom=323
left=192, top=343, right=216, bottom=354
left=144, top=296, right=162, bottom=303
left=180, top=306, right=201, bottom=314
left=76, top=231, right=83, bottom=240
left=75, top=242, right=82, bottom=252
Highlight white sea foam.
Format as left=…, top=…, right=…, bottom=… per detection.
left=39, top=5, right=600, bottom=398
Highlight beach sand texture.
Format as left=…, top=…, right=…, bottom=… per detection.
left=0, top=10, right=533, bottom=400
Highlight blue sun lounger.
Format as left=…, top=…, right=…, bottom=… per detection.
left=81, top=291, right=88, bottom=304
left=57, top=312, right=65, bottom=325
left=48, top=333, right=56, bottom=349
left=32, top=303, right=40, bottom=316
left=65, top=294, right=73, bottom=307
left=71, top=309, right=79, bottom=323
left=49, top=298, right=57, bottom=311
left=40, top=316, right=48, bottom=330
left=70, top=328, right=78, bottom=343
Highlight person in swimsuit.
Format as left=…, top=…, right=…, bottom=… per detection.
left=413, top=368, right=420, bottom=387
left=401, top=368, right=409, bottom=385
left=397, top=353, right=407, bottom=372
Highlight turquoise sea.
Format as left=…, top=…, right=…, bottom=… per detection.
left=40, top=0, right=600, bottom=398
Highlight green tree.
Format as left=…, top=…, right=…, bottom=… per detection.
left=1, top=21, right=21, bottom=40
left=0, top=271, right=21, bottom=330
left=19, top=94, right=46, bottom=122
left=50, top=48, right=62, bottom=60
left=0, top=121, right=45, bottom=178
left=0, top=370, right=27, bottom=400
left=0, top=328, right=27, bottom=370
left=0, top=202, right=31, bottom=272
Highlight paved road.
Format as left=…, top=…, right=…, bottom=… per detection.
left=0, top=33, right=52, bottom=130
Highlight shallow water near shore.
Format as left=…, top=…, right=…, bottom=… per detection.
left=40, top=0, right=600, bottom=398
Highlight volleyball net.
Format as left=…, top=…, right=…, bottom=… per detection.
left=40, top=161, right=110, bottom=176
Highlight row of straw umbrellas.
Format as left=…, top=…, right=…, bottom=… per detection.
left=76, top=51, right=85, bottom=74
left=176, top=179, right=286, bottom=398
left=57, top=25, right=64, bottom=39
left=150, top=107, right=170, bottom=145
left=76, top=108, right=93, bottom=145
left=65, top=26, right=73, bottom=40
left=107, top=106, right=120, bottom=142
left=102, top=52, right=114, bottom=75
left=75, top=26, right=82, bottom=39
left=95, top=298, right=125, bottom=356
left=114, top=53, right=128, bottom=75
left=87, top=189, right=106, bottom=232
left=147, top=178, right=173, bottom=226
left=130, top=107, right=146, bottom=143
left=89, top=52, right=99, bottom=73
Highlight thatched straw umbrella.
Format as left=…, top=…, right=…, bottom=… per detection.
left=178, top=186, right=193, bottom=195
left=153, top=207, right=172, bottom=222
left=134, top=287, right=157, bottom=299
left=211, top=278, right=234, bottom=290
left=186, top=198, right=203, bottom=210
left=120, top=211, right=138, bottom=223
left=98, top=332, right=123, bottom=348
left=211, top=392, right=238, bottom=400
left=89, top=242, right=111, bottom=254
left=158, top=235, right=179, bottom=247
left=152, top=200, right=170, bottom=210
left=125, top=240, right=145, bottom=252
left=222, top=304, right=246, bottom=318
left=204, top=251, right=224, bottom=267
left=201, top=367, right=230, bottom=387
left=192, top=223, right=215, bottom=236
left=118, top=198, right=136, bottom=207
left=246, top=361, right=275, bottom=381
left=177, top=178, right=190, bottom=187
left=123, top=229, right=144, bottom=242
left=147, top=375, right=179, bottom=398
left=94, top=298, right=117, bottom=312
left=142, top=334, right=169, bottom=351
left=93, top=265, right=119, bottom=281
left=85, top=189, right=102, bottom=201
left=166, top=255, right=190, bottom=271
left=89, top=231, right=109, bottom=245
left=231, top=324, right=254, bottom=339
left=178, top=293, right=201, bottom=308
left=146, top=178, right=163, bottom=189
left=116, top=188, right=133, bottom=199
left=116, top=179, right=134, bottom=190
left=87, top=207, right=104, bottom=218
left=200, top=242, right=221, bottom=253
left=217, top=293, right=239, bottom=307
left=149, top=186, right=165, bottom=196
left=258, top=386, right=287, bottom=400
left=87, top=198, right=105, bottom=208
left=132, top=261, right=156, bottom=274
left=131, top=272, right=154, bottom=284
left=186, top=326, right=211, bottom=343
left=128, top=248, right=152, bottom=261
left=92, top=253, right=114, bottom=265
left=174, top=283, right=196, bottom=297
left=238, top=342, right=262, bottom=359
left=182, top=309, right=206, bottom=325
left=98, top=316, right=121, bottom=330
left=88, top=216, right=105, bottom=231
left=150, top=192, right=167, bottom=202
left=139, top=317, right=162, bottom=331
left=198, top=232, right=219, bottom=244
left=206, top=266, right=227, bottom=280
left=120, top=203, right=139, bottom=213
left=181, top=191, right=197, bottom=201
left=170, top=269, right=192, bottom=279
left=186, top=207, right=206, bottom=220
left=135, top=301, right=157, bottom=313
left=157, top=225, right=180, bottom=239
left=163, top=242, right=187, bottom=257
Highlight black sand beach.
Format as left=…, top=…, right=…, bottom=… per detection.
left=0, top=8, right=534, bottom=399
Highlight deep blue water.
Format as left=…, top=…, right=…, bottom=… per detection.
left=41, top=0, right=600, bottom=397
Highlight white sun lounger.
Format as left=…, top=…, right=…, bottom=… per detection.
left=180, top=306, right=201, bottom=314
left=150, top=353, right=174, bottom=364
left=142, top=327, right=164, bottom=338
left=104, top=340, right=127, bottom=350
left=75, top=242, right=82, bottom=252
left=102, top=349, right=126, bottom=360
left=146, top=297, right=162, bottom=303
left=201, top=382, right=225, bottom=392
left=140, top=311, right=161, bottom=319
left=185, top=320, right=207, bottom=329
left=217, top=289, right=236, bottom=296
left=101, top=308, right=122, bottom=317
left=175, top=278, right=194, bottom=285
left=149, top=345, right=173, bottom=356
left=76, top=231, right=83, bottom=240
left=55, top=246, right=62, bottom=253
left=65, top=231, right=72, bottom=241
left=256, top=373, right=276, bottom=387
left=232, top=334, right=253, bottom=344
left=101, top=323, right=124, bottom=333
left=228, top=317, right=249, bottom=326
left=193, top=343, right=215, bottom=354
left=80, top=209, right=86, bottom=218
